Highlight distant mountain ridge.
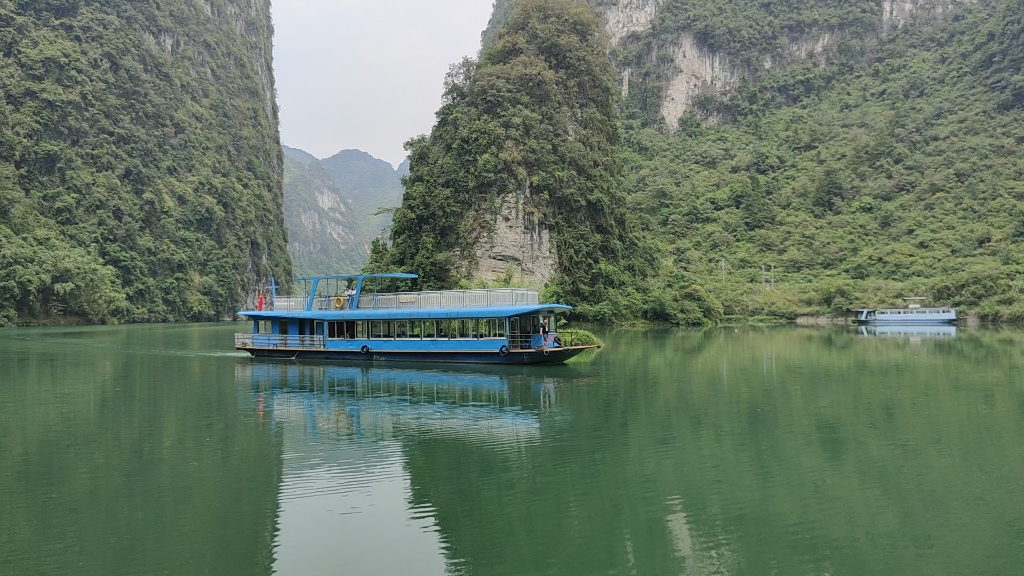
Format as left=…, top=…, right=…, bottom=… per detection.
left=282, top=146, right=404, bottom=275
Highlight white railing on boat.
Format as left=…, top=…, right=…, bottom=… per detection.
left=357, top=289, right=539, bottom=310
left=267, top=289, right=539, bottom=312
left=235, top=334, right=325, bottom=349
left=270, top=296, right=307, bottom=312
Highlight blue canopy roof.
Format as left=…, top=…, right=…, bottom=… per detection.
left=241, top=304, right=572, bottom=320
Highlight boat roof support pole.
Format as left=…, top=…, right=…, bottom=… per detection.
left=307, top=277, right=320, bottom=312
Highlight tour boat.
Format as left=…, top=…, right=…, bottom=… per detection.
left=852, top=298, right=957, bottom=325
left=235, top=274, right=599, bottom=364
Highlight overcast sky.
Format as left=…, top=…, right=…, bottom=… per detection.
left=272, top=0, right=495, bottom=168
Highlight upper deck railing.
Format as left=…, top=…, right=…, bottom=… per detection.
left=357, top=289, right=539, bottom=310
left=271, top=296, right=308, bottom=312
left=263, top=289, right=540, bottom=312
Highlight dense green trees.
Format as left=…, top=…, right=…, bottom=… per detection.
left=479, top=0, right=1024, bottom=321
left=0, top=1, right=291, bottom=326
left=375, top=0, right=721, bottom=325
left=623, top=0, right=1024, bottom=319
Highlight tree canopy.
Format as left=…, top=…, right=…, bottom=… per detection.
left=0, top=0, right=291, bottom=325
left=378, top=0, right=721, bottom=324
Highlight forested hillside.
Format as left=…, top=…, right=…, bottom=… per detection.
left=319, top=149, right=404, bottom=242
left=282, top=153, right=366, bottom=276
left=281, top=146, right=403, bottom=276
left=460, top=0, right=1024, bottom=322
left=0, top=1, right=291, bottom=326
left=618, top=0, right=1024, bottom=320
left=373, top=0, right=721, bottom=324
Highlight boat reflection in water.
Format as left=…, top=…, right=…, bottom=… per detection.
left=235, top=361, right=565, bottom=576
left=237, top=362, right=557, bottom=444
left=858, top=324, right=957, bottom=339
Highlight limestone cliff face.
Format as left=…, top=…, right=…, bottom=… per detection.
left=882, top=0, right=978, bottom=31
left=593, top=0, right=977, bottom=128
left=283, top=154, right=367, bottom=276
left=471, top=193, right=559, bottom=287
left=602, top=0, right=666, bottom=45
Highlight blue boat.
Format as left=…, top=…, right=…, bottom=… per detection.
left=235, top=273, right=599, bottom=364
left=853, top=298, right=958, bottom=325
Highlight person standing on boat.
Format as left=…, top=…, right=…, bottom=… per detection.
left=539, top=319, right=550, bottom=349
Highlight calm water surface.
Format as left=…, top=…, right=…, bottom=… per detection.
left=2, top=323, right=1023, bottom=575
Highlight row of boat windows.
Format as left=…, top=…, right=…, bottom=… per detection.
left=876, top=309, right=954, bottom=315
left=258, top=319, right=509, bottom=340
left=333, top=319, right=507, bottom=340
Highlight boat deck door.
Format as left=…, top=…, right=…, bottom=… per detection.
left=509, top=315, right=538, bottom=351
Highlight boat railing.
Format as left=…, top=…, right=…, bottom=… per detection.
left=270, top=289, right=539, bottom=311
left=271, top=296, right=307, bottom=312
left=235, top=333, right=325, bottom=350
left=356, top=289, right=539, bottom=310
left=509, top=333, right=534, bottom=352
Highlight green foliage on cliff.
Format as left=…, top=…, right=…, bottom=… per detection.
left=376, top=0, right=721, bottom=325
left=375, top=0, right=717, bottom=323
left=625, top=0, right=1024, bottom=320
left=319, top=149, right=404, bottom=242
left=282, top=153, right=366, bottom=277
left=0, top=1, right=291, bottom=326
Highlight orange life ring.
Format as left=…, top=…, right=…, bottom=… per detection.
left=333, top=296, right=345, bottom=309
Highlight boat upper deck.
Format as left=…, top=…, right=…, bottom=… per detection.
left=272, top=288, right=541, bottom=313
left=242, top=274, right=562, bottom=319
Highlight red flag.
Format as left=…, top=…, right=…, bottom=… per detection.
left=257, top=291, right=264, bottom=311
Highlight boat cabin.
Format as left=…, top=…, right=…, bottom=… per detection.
left=852, top=298, right=957, bottom=325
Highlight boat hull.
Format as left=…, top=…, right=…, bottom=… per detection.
left=236, top=345, right=597, bottom=365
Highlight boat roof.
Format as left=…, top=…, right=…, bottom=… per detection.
left=241, top=304, right=572, bottom=320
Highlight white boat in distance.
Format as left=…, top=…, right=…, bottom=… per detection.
left=853, top=298, right=957, bottom=325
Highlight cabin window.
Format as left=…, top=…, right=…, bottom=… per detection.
left=450, top=319, right=471, bottom=339
left=258, top=320, right=272, bottom=334
left=436, top=321, right=448, bottom=338
left=410, top=320, right=422, bottom=339
left=476, top=318, right=505, bottom=339
left=356, top=321, right=367, bottom=339
left=279, top=321, right=290, bottom=335
left=396, top=321, right=409, bottom=339
left=327, top=321, right=348, bottom=340
left=382, top=321, right=395, bottom=339
left=370, top=321, right=383, bottom=339
left=423, top=320, right=437, bottom=338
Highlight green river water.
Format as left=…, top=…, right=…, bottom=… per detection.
left=2, top=323, right=1023, bottom=575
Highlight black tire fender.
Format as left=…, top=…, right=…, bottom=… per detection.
left=499, top=345, right=509, bottom=356
left=360, top=345, right=370, bottom=354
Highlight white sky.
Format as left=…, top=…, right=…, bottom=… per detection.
left=272, top=0, right=495, bottom=168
